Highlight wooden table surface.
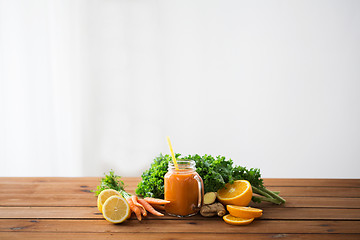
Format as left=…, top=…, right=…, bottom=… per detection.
left=0, top=177, right=359, bottom=239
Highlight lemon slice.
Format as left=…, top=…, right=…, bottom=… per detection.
left=97, top=189, right=121, bottom=213
left=223, top=214, right=254, bottom=225
left=102, top=195, right=131, bottom=224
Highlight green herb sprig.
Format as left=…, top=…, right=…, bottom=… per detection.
left=92, top=170, right=125, bottom=196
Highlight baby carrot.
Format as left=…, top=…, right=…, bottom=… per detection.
left=144, top=197, right=170, bottom=205
left=132, top=195, right=147, bottom=216
left=138, top=199, right=164, bottom=216
left=127, top=198, right=142, bottom=221
left=152, top=204, right=165, bottom=211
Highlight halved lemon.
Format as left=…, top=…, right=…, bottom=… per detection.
left=227, top=205, right=263, bottom=218
left=217, top=180, right=252, bottom=206
left=97, top=189, right=121, bottom=213
left=102, top=195, right=131, bottom=224
left=223, top=214, right=254, bottom=225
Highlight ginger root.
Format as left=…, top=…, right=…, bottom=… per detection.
left=203, top=192, right=217, bottom=205
left=200, top=202, right=226, bottom=217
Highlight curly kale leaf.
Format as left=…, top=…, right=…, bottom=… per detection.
left=135, top=153, right=173, bottom=198
left=189, top=154, right=234, bottom=193
left=189, top=154, right=223, bottom=193
left=135, top=153, right=285, bottom=204
left=232, top=166, right=264, bottom=189
left=136, top=153, right=238, bottom=196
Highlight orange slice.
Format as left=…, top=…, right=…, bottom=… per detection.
left=102, top=195, right=131, bottom=224
left=227, top=205, right=263, bottom=218
left=223, top=214, right=254, bottom=225
left=217, top=180, right=252, bottom=206
left=97, top=189, right=121, bottom=213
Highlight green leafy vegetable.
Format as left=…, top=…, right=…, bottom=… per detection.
left=135, top=153, right=173, bottom=198
left=92, top=170, right=136, bottom=204
left=135, top=153, right=286, bottom=204
left=92, top=170, right=125, bottom=196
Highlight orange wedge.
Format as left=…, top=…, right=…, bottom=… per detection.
left=223, top=214, right=254, bottom=225
left=227, top=205, right=263, bottom=218
left=217, top=180, right=252, bottom=206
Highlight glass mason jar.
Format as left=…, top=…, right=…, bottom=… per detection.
left=164, top=160, right=204, bottom=217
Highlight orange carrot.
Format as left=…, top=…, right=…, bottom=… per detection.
left=127, top=198, right=142, bottom=221
left=138, top=199, right=164, bottom=216
left=132, top=195, right=147, bottom=216
left=152, top=204, right=165, bottom=211
left=144, top=197, right=170, bottom=205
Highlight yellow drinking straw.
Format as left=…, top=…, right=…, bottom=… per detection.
left=166, top=136, right=179, bottom=170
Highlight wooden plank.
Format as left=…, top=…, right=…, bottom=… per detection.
left=1, top=177, right=360, bottom=239
left=2, top=194, right=360, bottom=208
left=0, top=182, right=103, bottom=194
left=0, top=182, right=138, bottom=195
left=2, top=177, right=359, bottom=187
left=0, top=194, right=95, bottom=207
left=0, top=177, right=139, bottom=183
left=0, top=219, right=359, bottom=234
left=0, top=207, right=101, bottom=219
left=263, top=208, right=360, bottom=220
left=1, top=232, right=360, bottom=240
left=0, top=207, right=359, bottom=220
left=251, top=197, right=360, bottom=209
left=9, top=178, right=123, bottom=187
left=265, top=186, right=360, bottom=197
left=1, top=182, right=359, bottom=198
left=0, top=184, right=96, bottom=195
left=263, top=179, right=360, bottom=187
left=0, top=177, right=101, bottom=183
left=1, top=178, right=359, bottom=199
left=0, top=194, right=98, bottom=207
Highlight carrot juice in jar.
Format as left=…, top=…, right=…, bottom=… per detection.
left=164, top=160, right=204, bottom=217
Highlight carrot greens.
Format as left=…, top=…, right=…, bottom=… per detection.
left=92, top=170, right=125, bottom=196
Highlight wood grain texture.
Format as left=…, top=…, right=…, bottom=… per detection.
left=1, top=177, right=359, bottom=240
left=2, top=195, right=360, bottom=208
left=1, top=183, right=359, bottom=197
left=262, top=179, right=360, bottom=187
left=1, top=206, right=360, bottom=220
left=1, top=232, right=359, bottom=240
left=265, top=186, right=360, bottom=197
left=1, top=177, right=359, bottom=186
left=250, top=197, right=360, bottom=208
left=0, top=219, right=359, bottom=234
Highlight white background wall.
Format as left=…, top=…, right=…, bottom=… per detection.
left=0, top=0, right=359, bottom=178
